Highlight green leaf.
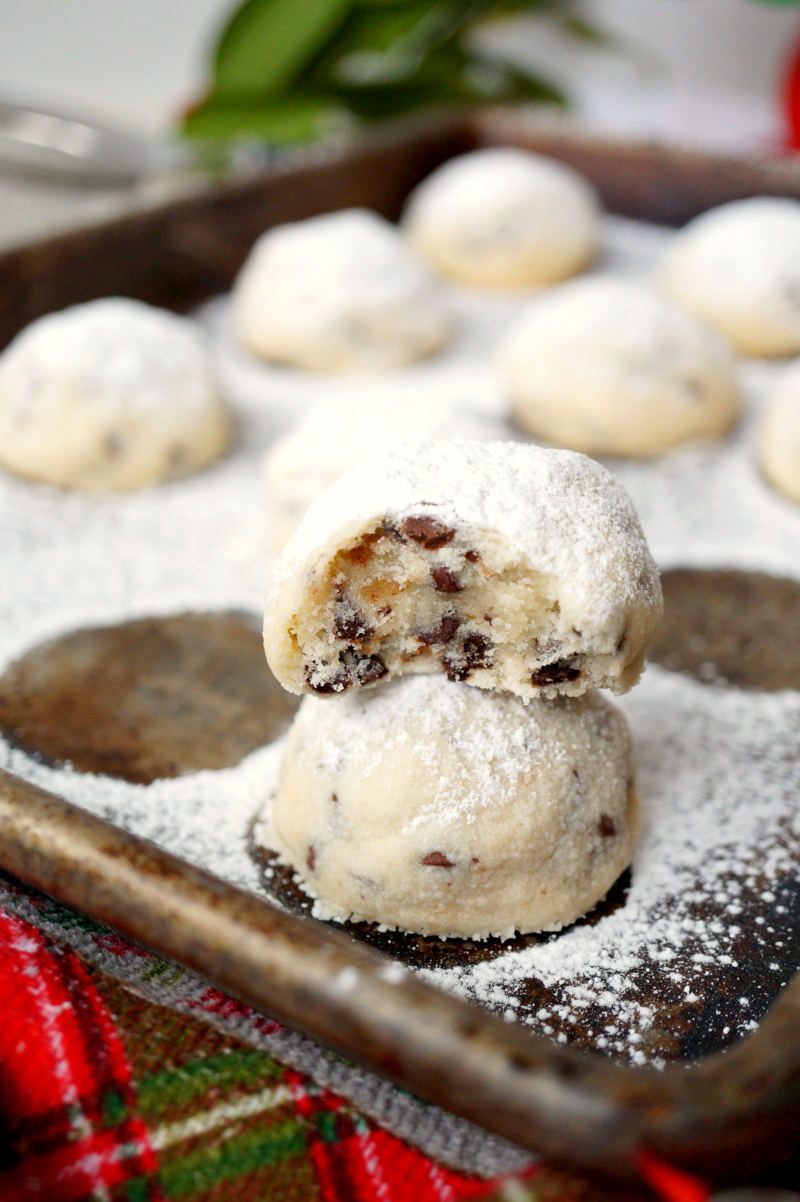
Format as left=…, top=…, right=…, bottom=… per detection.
left=559, top=13, right=619, bottom=48
left=214, top=0, right=353, bottom=97
left=183, top=94, right=348, bottom=143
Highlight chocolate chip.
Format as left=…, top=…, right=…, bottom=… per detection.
left=354, top=653, right=387, bottom=685
left=378, top=605, right=393, bottom=617
left=431, top=566, right=463, bottom=593
left=465, top=550, right=480, bottom=563
left=442, top=632, right=492, bottom=681
left=443, top=657, right=469, bottom=682
left=471, top=857, right=480, bottom=864
left=531, top=658, right=581, bottom=686
left=331, top=793, right=338, bottom=804
left=105, top=432, right=124, bottom=458
left=572, top=767, right=580, bottom=781
left=598, top=815, right=616, bottom=838
left=483, top=614, right=493, bottom=624
left=304, top=663, right=352, bottom=694
left=399, top=515, right=455, bottom=549
left=463, top=633, right=490, bottom=668
left=307, top=845, right=316, bottom=871
left=333, top=596, right=373, bottom=643
left=421, top=851, right=454, bottom=868
left=417, top=611, right=460, bottom=646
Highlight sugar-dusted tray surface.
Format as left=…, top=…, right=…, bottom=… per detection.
left=1, top=216, right=799, bottom=1066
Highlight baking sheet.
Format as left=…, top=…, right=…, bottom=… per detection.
left=1, top=213, right=799, bottom=1068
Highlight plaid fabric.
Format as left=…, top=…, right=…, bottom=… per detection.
left=0, top=877, right=709, bottom=1202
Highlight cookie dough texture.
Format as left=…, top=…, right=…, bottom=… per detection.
left=0, top=298, right=230, bottom=490
left=759, top=359, right=800, bottom=502
left=263, top=441, right=662, bottom=701
left=263, top=675, right=637, bottom=938
left=500, top=278, right=740, bottom=457
left=658, top=197, right=800, bottom=357
left=232, top=208, right=451, bottom=371
left=403, top=147, right=601, bottom=288
left=263, top=394, right=505, bottom=554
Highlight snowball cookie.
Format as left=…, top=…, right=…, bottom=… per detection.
left=263, top=441, right=662, bottom=701
left=758, top=359, right=800, bottom=502
left=500, top=278, right=740, bottom=457
left=658, top=197, right=800, bottom=357
left=263, top=394, right=506, bottom=554
left=231, top=208, right=451, bottom=371
left=262, top=675, right=637, bottom=938
left=402, top=147, right=601, bottom=289
left=0, top=298, right=230, bottom=490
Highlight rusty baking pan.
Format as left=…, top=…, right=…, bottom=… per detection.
left=0, top=110, right=799, bottom=1185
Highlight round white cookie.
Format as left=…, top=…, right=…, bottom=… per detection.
left=262, top=675, right=637, bottom=939
left=263, top=394, right=507, bottom=554
left=758, top=359, right=800, bottom=502
left=263, top=441, right=662, bottom=701
left=658, top=197, right=800, bottom=357
left=0, top=298, right=230, bottom=490
left=402, top=147, right=601, bottom=289
left=231, top=208, right=451, bottom=371
left=499, top=278, right=740, bottom=457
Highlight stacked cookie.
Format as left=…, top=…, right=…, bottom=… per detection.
left=261, top=442, right=662, bottom=939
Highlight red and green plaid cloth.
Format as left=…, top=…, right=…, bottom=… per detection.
left=0, top=872, right=755, bottom=1202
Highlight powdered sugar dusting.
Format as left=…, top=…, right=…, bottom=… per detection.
left=0, top=298, right=218, bottom=416
left=0, top=214, right=798, bottom=1065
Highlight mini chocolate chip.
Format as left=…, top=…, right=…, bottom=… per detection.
left=421, top=851, right=454, bottom=868
left=331, top=793, right=338, bottom=804
left=465, top=550, right=480, bottom=563
left=304, top=664, right=352, bottom=694
left=417, top=611, right=460, bottom=646
left=572, top=767, right=580, bottom=781
left=463, top=633, right=490, bottom=668
left=333, top=596, right=373, bottom=643
left=572, top=626, right=582, bottom=637
left=431, top=565, right=463, bottom=593
left=442, top=632, right=492, bottom=681
left=378, top=605, right=393, bottom=617
left=484, top=613, right=493, bottom=624
left=355, top=654, right=387, bottom=685
left=307, top=846, right=316, bottom=871
left=400, top=515, right=455, bottom=549
left=531, top=658, right=581, bottom=686
left=598, top=815, right=616, bottom=838
left=471, top=857, right=480, bottom=864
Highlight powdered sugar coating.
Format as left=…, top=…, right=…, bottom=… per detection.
left=262, top=393, right=506, bottom=553
left=759, top=357, right=800, bottom=503
left=264, top=675, right=636, bottom=938
left=403, top=147, right=600, bottom=288
left=658, top=197, right=800, bottom=357
left=263, top=440, right=662, bottom=700
left=500, top=277, right=740, bottom=457
left=232, top=208, right=452, bottom=371
left=0, top=297, right=230, bottom=490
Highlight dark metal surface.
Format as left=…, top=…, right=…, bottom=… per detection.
left=0, top=613, right=299, bottom=783
left=649, top=568, right=800, bottom=691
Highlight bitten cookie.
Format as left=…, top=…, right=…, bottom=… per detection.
left=262, top=394, right=505, bottom=554
left=658, top=197, right=800, bottom=357
left=231, top=208, right=451, bottom=371
left=403, top=147, right=601, bottom=289
left=500, top=278, right=740, bottom=457
left=263, top=441, right=662, bottom=700
left=260, top=675, right=637, bottom=939
left=758, top=359, right=800, bottom=503
left=0, top=298, right=230, bottom=490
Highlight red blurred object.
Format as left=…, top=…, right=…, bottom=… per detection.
left=783, top=26, right=800, bottom=147
left=637, top=1150, right=711, bottom=1202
